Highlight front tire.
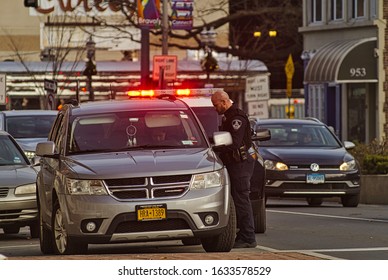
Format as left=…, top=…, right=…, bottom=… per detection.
left=201, top=198, right=236, bottom=252
left=52, top=200, right=88, bottom=255
left=2, top=225, right=20, bottom=234
left=306, top=197, right=323, bottom=206
left=39, top=204, right=54, bottom=254
left=29, top=222, right=39, bottom=238
left=252, top=198, right=266, bottom=233
left=341, top=194, right=360, bottom=207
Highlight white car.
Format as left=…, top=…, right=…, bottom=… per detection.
left=0, top=130, right=39, bottom=237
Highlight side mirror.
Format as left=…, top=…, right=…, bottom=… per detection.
left=343, top=141, right=355, bottom=150
left=212, top=131, right=232, bottom=149
left=36, top=141, right=56, bottom=157
left=252, top=128, right=271, bottom=142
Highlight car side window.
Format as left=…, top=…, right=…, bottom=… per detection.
left=49, top=113, right=65, bottom=153
left=48, top=114, right=63, bottom=141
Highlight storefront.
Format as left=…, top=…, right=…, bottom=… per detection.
left=303, top=37, right=378, bottom=143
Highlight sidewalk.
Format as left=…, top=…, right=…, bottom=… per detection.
left=4, top=250, right=326, bottom=260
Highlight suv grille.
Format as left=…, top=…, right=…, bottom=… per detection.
left=104, top=175, right=192, bottom=200
left=0, top=188, right=8, bottom=198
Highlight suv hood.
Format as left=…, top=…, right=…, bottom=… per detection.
left=0, top=165, right=37, bottom=187
left=64, top=148, right=222, bottom=179
left=259, top=147, right=353, bottom=165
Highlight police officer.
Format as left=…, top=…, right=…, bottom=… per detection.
left=211, top=90, right=257, bottom=248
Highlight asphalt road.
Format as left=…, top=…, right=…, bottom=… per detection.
left=2, top=198, right=388, bottom=260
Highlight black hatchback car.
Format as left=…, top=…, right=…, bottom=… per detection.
left=256, top=118, right=361, bottom=207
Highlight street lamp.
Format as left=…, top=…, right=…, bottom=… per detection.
left=200, top=26, right=218, bottom=82
left=83, top=36, right=97, bottom=101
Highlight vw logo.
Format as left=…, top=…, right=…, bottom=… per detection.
left=310, top=163, right=320, bottom=172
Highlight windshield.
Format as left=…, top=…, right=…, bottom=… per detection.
left=6, top=115, right=56, bottom=139
left=190, top=107, right=221, bottom=139
left=0, top=135, right=28, bottom=166
left=258, top=123, right=342, bottom=148
left=68, top=109, right=207, bottom=154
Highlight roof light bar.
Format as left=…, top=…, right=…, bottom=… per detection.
left=127, top=88, right=223, bottom=98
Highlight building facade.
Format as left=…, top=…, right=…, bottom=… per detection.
left=1, top=1, right=270, bottom=112
left=299, top=0, right=386, bottom=143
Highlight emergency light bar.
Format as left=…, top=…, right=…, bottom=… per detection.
left=127, top=88, right=223, bottom=98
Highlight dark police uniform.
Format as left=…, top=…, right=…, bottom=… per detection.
left=219, top=104, right=256, bottom=245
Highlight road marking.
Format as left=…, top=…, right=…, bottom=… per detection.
left=256, top=245, right=342, bottom=260
left=268, top=209, right=388, bottom=223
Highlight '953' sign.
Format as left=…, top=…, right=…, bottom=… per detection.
left=349, top=67, right=366, bottom=77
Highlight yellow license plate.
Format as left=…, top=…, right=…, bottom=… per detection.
left=136, top=204, right=167, bottom=221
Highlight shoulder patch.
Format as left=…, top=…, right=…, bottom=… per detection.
left=232, top=119, right=242, bottom=130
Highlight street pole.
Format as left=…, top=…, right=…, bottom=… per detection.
left=162, top=0, right=168, bottom=55
left=140, top=28, right=150, bottom=88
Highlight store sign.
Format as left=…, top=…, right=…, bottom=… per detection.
left=338, top=41, right=377, bottom=81
left=171, top=0, right=193, bottom=30
left=29, top=0, right=125, bottom=16
left=0, top=74, right=6, bottom=105
left=245, top=75, right=270, bottom=102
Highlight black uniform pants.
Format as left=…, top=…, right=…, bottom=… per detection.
left=226, top=156, right=256, bottom=243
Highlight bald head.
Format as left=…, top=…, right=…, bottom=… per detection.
left=211, top=90, right=232, bottom=115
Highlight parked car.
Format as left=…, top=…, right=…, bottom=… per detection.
left=0, top=130, right=39, bottom=237
left=0, top=110, right=58, bottom=160
left=36, top=97, right=236, bottom=255
left=256, top=118, right=361, bottom=207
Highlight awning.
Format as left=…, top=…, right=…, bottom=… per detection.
left=304, top=37, right=377, bottom=84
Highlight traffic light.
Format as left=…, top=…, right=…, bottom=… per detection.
left=201, top=52, right=219, bottom=73
left=24, top=0, right=38, bottom=7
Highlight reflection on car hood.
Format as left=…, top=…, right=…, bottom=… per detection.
left=259, top=147, right=352, bottom=165
left=16, top=138, right=47, bottom=151
left=0, top=165, right=37, bottom=187
left=63, top=148, right=221, bottom=179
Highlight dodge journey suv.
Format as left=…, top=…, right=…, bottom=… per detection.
left=36, top=96, right=235, bottom=255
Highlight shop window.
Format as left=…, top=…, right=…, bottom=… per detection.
left=308, top=84, right=325, bottom=123
left=330, top=0, right=343, bottom=20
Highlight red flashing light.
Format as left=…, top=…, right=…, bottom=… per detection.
left=176, top=89, right=191, bottom=96
left=128, top=90, right=141, bottom=97
left=127, top=90, right=155, bottom=97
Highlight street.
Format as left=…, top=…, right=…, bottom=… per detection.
left=2, top=198, right=388, bottom=260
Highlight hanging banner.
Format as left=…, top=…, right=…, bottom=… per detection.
left=137, top=0, right=161, bottom=28
left=171, top=0, right=193, bottom=30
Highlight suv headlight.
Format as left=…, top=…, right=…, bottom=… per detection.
left=340, top=159, right=356, bottom=171
left=66, top=179, right=108, bottom=195
left=264, top=160, right=288, bottom=171
left=190, top=170, right=225, bottom=189
left=15, top=183, right=36, bottom=195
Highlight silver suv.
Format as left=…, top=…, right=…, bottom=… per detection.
left=36, top=96, right=235, bottom=255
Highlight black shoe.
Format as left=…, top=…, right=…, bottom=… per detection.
left=233, top=240, right=257, bottom=248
